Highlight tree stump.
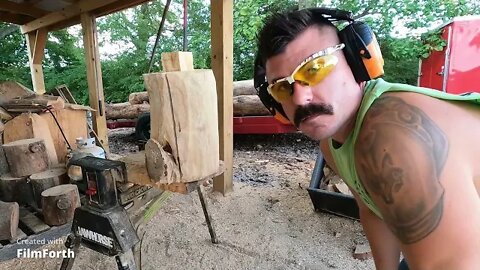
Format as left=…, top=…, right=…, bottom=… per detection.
left=2, top=138, right=49, bottom=177
left=41, top=184, right=80, bottom=226
left=0, top=174, right=35, bottom=206
left=30, top=168, right=68, bottom=208
left=0, top=201, right=19, bottom=240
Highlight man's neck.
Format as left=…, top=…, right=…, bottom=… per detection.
left=330, top=81, right=367, bottom=145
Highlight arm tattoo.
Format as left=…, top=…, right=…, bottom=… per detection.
left=355, top=96, right=449, bottom=244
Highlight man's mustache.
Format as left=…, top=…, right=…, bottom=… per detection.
left=294, top=103, right=334, bottom=127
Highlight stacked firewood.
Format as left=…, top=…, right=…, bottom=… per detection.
left=0, top=81, right=81, bottom=242
left=105, top=79, right=271, bottom=120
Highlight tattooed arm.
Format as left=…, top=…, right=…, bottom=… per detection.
left=320, top=141, right=401, bottom=270
left=354, top=94, right=480, bottom=269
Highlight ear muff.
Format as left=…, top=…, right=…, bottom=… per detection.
left=339, top=21, right=384, bottom=82
left=255, top=8, right=385, bottom=124
left=254, top=53, right=291, bottom=124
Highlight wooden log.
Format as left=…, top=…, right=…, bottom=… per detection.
left=0, top=146, right=9, bottom=176
left=0, top=201, right=19, bottom=240
left=233, top=95, right=271, bottom=116
left=3, top=138, right=49, bottom=177
left=105, top=102, right=150, bottom=120
left=128, top=91, right=149, bottom=105
left=41, top=184, right=80, bottom=226
left=0, top=81, right=34, bottom=105
left=0, top=174, right=35, bottom=206
left=143, top=70, right=219, bottom=183
left=233, top=79, right=256, bottom=96
left=127, top=79, right=257, bottom=105
left=30, top=168, right=68, bottom=208
left=3, top=112, right=59, bottom=165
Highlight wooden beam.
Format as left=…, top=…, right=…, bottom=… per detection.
left=25, top=29, right=47, bottom=94
left=21, top=0, right=117, bottom=34
left=81, top=13, right=109, bottom=152
left=0, top=11, right=32, bottom=25
left=211, top=0, right=233, bottom=195
left=95, top=0, right=153, bottom=18
left=0, top=1, right=47, bottom=18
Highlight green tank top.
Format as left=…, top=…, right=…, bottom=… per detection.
left=328, top=78, right=480, bottom=218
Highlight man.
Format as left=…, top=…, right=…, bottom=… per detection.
left=255, top=8, right=480, bottom=270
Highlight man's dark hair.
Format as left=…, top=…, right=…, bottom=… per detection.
left=257, top=9, right=337, bottom=63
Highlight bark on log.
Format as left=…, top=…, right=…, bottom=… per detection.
left=233, top=95, right=271, bottom=116
left=105, top=102, right=150, bottom=120
left=41, top=184, right=80, bottom=226
left=233, top=80, right=256, bottom=96
left=128, top=92, right=149, bottom=105
left=0, top=174, right=35, bottom=206
left=3, top=138, right=49, bottom=177
left=0, top=201, right=19, bottom=240
left=30, top=168, right=68, bottom=208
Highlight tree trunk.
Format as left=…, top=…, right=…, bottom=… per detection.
left=2, top=138, right=49, bottom=177
left=0, top=201, right=19, bottom=240
left=41, top=184, right=80, bottom=226
left=233, top=95, right=271, bottom=116
left=128, top=92, right=149, bottom=105
left=30, top=168, right=68, bottom=208
left=105, top=102, right=150, bottom=120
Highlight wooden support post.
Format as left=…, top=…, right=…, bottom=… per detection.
left=25, top=28, right=47, bottom=95
left=211, top=0, right=233, bottom=194
left=81, top=12, right=109, bottom=153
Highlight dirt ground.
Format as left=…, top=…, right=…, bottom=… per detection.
left=0, top=128, right=374, bottom=270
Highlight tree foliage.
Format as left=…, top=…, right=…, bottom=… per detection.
left=1, top=0, right=479, bottom=104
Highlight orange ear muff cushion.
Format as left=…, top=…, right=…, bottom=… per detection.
left=362, top=34, right=384, bottom=79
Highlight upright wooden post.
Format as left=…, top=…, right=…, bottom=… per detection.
left=211, top=0, right=233, bottom=194
left=81, top=12, right=109, bottom=152
left=25, top=28, right=47, bottom=94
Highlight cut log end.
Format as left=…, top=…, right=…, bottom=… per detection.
left=41, top=184, right=80, bottom=226
left=3, top=138, right=49, bottom=177
left=145, top=139, right=180, bottom=184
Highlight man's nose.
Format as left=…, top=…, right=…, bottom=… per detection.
left=291, top=82, right=313, bottom=105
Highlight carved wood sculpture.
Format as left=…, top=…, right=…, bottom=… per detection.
left=143, top=69, right=219, bottom=184
left=2, top=138, right=49, bottom=177
left=41, top=184, right=80, bottom=226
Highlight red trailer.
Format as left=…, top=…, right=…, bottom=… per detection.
left=418, top=16, right=480, bottom=93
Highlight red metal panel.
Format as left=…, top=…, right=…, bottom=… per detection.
left=446, top=18, right=480, bottom=94
left=418, top=26, right=450, bottom=91
left=233, top=116, right=297, bottom=134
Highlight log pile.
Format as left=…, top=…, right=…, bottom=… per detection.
left=0, top=81, right=84, bottom=240
left=106, top=79, right=271, bottom=120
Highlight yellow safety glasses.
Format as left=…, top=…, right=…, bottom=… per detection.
left=267, top=43, right=345, bottom=103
